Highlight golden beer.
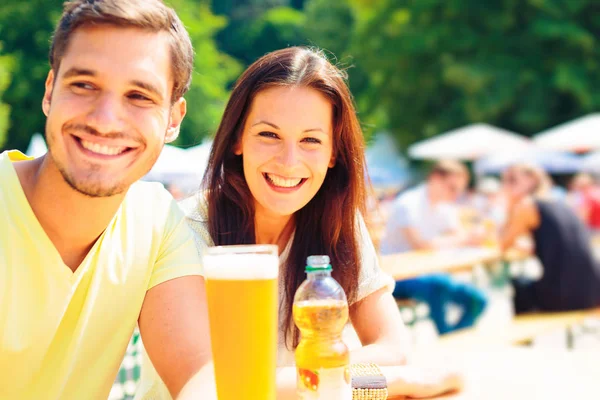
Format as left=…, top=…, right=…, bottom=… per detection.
left=293, top=300, right=350, bottom=369
left=204, top=245, right=278, bottom=400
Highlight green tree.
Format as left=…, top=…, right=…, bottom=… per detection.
left=212, top=0, right=308, bottom=65
left=0, top=1, right=61, bottom=152
left=0, top=0, right=240, bottom=151
left=344, top=0, right=600, bottom=148
left=242, top=7, right=307, bottom=63
left=0, top=46, right=15, bottom=148
left=166, top=0, right=242, bottom=146
left=304, top=0, right=378, bottom=139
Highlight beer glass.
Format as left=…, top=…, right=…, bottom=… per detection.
left=203, top=244, right=279, bottom=400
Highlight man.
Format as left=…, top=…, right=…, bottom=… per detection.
left=0, top=1, right=213, bottom=398
left=380, top=160, right=469, bottom=254
left=380, top=161, right=487, bottom=334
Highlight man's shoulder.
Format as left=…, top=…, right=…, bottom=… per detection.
left=393, top=186, right=424, bottom=209
left=438, top=201, right=459, bottom=213
left=123, top=181, right=181, bottom=225
left=126, top=180, right=172, bottom=204
left=0, top=150, right=32, bottom=181
left=1, top=150, right=33, bottom=162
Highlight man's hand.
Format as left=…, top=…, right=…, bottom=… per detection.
left=139, top=276, right=212, bottom=398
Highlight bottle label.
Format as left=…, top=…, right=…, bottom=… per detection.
left=297, top=366, right=352, bottom=399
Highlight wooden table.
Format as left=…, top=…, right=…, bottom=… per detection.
left=379, top=247, right=533, bottom=281
left=439, top=309, right=600, bottom=349
left=388, top=348, right=600, bottom=399
left=379, top=247, right=503, bottom=280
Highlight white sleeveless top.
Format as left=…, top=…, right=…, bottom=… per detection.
left=134, top=194, right=395, bottom=399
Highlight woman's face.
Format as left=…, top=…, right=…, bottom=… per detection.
left=502, top=168, right=536, bottom=200
left=235, top=86, right=335, bottom=219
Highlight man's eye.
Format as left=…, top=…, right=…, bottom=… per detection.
left=71, top=82, right=95, bottom=90
left=128, top=92, right=152, bottom=102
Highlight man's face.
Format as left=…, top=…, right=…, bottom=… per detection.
left=431, top=173, right=464, bottom=202
left=42, top=25, right=186, bottom=197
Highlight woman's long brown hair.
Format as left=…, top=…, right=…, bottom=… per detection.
left=202, top=47, right=367, bottom=348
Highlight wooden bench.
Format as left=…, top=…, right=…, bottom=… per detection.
left=438, top=308, right=600, bottom=349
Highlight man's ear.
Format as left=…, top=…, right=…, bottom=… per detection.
left=165, top=97, right=187, bottom=143
left=42, top=70, right=55, bottom=117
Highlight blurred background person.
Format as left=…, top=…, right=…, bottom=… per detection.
left=500, top=163, right=600, bottom=314
left=567, top=173, right=600, bottom=231
left=473, top=177, right=506, bottom=226
left=380, top=160, right=471, bottom=254
left=380, top=160, right=487, bottom=335
left=468, top=177, right=507, bottom=246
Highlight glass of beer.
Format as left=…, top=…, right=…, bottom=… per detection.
left=203, top=244, right=279, bottom=400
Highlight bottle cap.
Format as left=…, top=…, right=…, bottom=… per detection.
left=306, top=255, right=332, bottom=272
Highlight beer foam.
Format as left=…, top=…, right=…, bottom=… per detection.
left=203, top=253, right=279, bottom=280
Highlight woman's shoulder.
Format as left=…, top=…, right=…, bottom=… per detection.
left=177, top=192, right=214, bottom=248
left=178, top=192, right=209, bottom=222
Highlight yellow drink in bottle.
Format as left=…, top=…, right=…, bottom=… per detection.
left=293, top=255, right=351, bottom=399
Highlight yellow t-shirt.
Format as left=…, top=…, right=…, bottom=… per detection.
left=0, top=150, right=203, bottom=400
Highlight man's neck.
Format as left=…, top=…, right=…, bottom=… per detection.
left=14, top=156, right=126, bottom=272
left=426, top=183, right=443, bottom=206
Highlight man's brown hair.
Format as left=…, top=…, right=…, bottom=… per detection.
left=49, top=0, right=194, bottom=102
left=428, top=159, right=468, bottom=178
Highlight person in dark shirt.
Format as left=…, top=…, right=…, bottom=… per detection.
left=500, top=163, right=600, bottom=313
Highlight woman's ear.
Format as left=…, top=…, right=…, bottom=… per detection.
left=233, top=139, right=242, bottom=156
left=328, top=153, right=336, bottom=168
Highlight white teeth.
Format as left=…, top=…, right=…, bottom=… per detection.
left=80, top=139, right=127, bottom=156
left=266, top=173, right=303, bottom=188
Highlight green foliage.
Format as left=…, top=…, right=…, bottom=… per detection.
left=339, top=0, right=600, bottom=148
left=0, top=47, right=15, bottom=148
left=166, top=1, right=242, bottom=146
left=303, top=0, right=376, bottom=139
left=212, top=1, right=308, bottom=65
left=0, top=0, right=60, bottom=152
left=244, top=7, right=307, bottom=62
left=0, top=0, right=240, bottom=151
left=2, top=0, right=600, bottom=153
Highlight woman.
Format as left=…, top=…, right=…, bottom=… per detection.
left=568, top=173, right=600, bottom=230
left=137, top=47, right=461, bottom=399
left=501, top=163, right=600, bottom=313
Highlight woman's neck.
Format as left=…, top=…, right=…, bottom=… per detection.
left=254, top=209, right=296, bottom=254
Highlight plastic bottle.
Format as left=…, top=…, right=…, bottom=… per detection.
left=293, top=255, right=351, bottom=399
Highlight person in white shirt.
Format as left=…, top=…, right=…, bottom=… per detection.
left=380, top=161, right=468, bottom=254
left=381, top=161, right=488, bottom=335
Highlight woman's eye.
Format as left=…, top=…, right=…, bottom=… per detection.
left=258, top=131, right=279, bottom=139
left=302, top=137, right=322, bottom=144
